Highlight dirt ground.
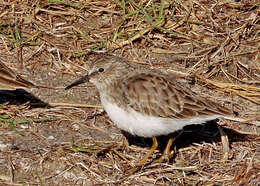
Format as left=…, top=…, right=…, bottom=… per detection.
left=0, top=0, right=260, bottom=185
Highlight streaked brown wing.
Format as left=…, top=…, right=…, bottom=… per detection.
left=121, top=73, right=232, bottom=119
left=0, top=63, right=35, bottom=90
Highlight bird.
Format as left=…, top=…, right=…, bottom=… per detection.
left=0, top=62, right=35, bottom=90
left=65, top=54, right=234, bottom=172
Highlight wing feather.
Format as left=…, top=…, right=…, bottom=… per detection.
left=120, top=73, right=232, bottom=119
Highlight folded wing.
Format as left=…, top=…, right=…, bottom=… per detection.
left=121, top=73, right=232, bottom=119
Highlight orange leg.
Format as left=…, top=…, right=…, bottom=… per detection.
left=153, top=131, right=183, bottom=164
left=154, top=136, right=174, bottom=163
left=127, top=136, right=158, bottom=174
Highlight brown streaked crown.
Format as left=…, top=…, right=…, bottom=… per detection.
left=86, top=54, right=136, bottom=89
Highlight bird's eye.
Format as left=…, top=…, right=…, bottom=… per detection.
left=98, top=68, right=104, bottom=72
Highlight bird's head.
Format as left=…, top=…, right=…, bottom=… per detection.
left=65, top=54, right=133, bottom=90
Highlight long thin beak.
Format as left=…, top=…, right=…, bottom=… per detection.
left=65, top=75, right=89, bottom=90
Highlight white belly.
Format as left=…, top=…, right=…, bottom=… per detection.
left=101, top=98, right=221, bottom=138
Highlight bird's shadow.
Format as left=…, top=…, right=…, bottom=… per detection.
left=0, top=89, right=48, bottom=108
left=122, top=120, right=251, bottom=153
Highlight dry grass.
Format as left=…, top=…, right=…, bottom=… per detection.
left=0, top=0, right=260, bottom=185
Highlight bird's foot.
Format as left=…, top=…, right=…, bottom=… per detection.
left=125, top=136, right=158, bottom=174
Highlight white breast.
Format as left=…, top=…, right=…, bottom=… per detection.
left=101, top=97, right=222, bottom=138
